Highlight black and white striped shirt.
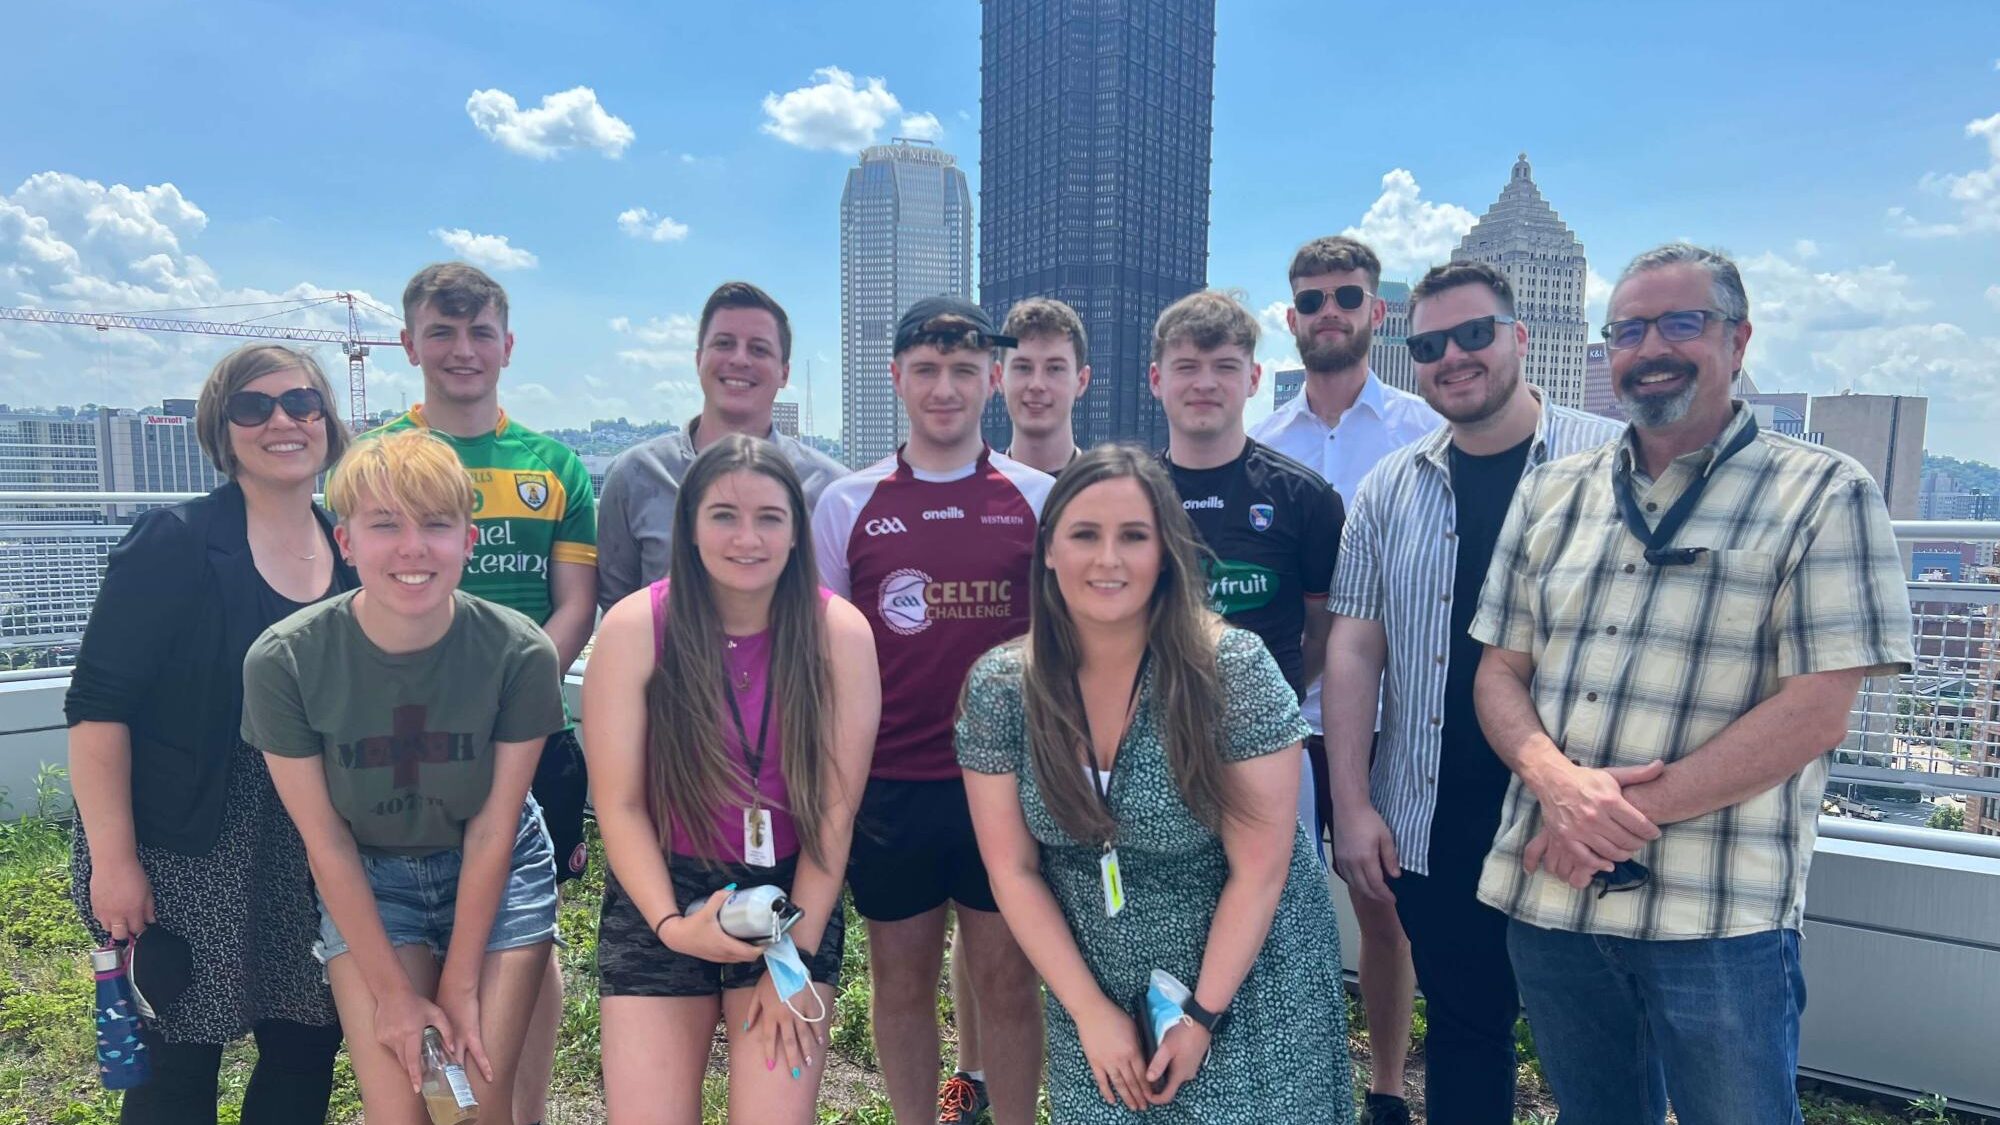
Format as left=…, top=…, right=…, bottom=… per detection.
left=1327, top=398, right=1623, bottom=875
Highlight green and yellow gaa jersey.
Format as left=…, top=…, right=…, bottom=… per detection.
left=372, top=406, right=598, bottom=625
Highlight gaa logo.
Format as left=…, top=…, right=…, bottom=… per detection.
left=864, top=516, right=909, bottom=536
left=878, top=567, right=933, bottom=636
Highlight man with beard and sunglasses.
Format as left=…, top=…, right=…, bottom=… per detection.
left=1323, top=260, right=1618, bottom=1123
left=1469, top=245, right=1912, bottom=1124
left=1247, top=236, right=1437, bottom=1124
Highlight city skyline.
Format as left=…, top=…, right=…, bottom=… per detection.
left=0, top=1, right=1997, bottom=457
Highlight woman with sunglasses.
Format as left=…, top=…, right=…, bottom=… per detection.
left=67, top=344, right=354, bottom=1124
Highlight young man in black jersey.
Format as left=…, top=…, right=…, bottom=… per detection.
left=1151, top=289, right=1345, bottom=823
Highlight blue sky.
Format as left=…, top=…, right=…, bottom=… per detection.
left=2, top=0, right=1997, bottom=457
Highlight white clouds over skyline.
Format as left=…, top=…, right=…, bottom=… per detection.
left=898, top=112, right=943, bottom=141
left=761, top=67, right=925, bottom=153
left=466, top=86, right=635, bottom=159
left=430, top=228, right=538, bottom=271
left=1890, top=107, right=2000, bottom=238
left=1341, top=169, right=1478, bottom=280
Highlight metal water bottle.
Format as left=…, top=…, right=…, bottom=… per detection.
left=420, top=1026, right=478, bottom=1124
left=715, top=884, right=803, bottom=945
left=91, top=944, right=150, bottom=1090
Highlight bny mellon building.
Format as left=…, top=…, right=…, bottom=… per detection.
left=1455, top=153, right=1590, bottom=409
left=840, top=140, right=974, bottom=468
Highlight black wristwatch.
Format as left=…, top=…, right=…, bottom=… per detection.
left=1182, top=996, right=1228, bottom=1034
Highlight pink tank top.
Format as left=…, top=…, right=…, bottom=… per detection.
left=650, top=579, right=827, bottom=863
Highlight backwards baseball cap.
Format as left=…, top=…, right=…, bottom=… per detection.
left=892, top=296, right=1016, bottom=357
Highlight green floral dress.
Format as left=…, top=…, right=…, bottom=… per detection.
left=956, top=628, right=1354, bottom=1123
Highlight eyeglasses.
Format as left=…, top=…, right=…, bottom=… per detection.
left=1292, top=285, right=1372, bottom=316
left=225, top=387, right=326, bottom=428
left=1405, top=315, right=1516, bottom=364
left=1601, top=309, right=1733, bottom=351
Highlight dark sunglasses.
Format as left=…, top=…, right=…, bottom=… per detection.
left=225, top=387, right=326, bottom=428
left=1292, top=285, right=1371, bottom=316
left=1406, top=315, right=1517, bottom=364
left=1601, top=309, right=1733, bottom=351
left=1594, top=859, right=1651, bottom=898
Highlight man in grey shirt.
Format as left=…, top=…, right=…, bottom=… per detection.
left=596, top=280, right=848, bottom=611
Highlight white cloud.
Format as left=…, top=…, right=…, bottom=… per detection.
left=0, top=171, right=406, bottom=417
left=1341, top=169, right=1477, bottom=280
left=616, top=207, right=690, bottom=243
left=610, top=313, right=699, bottom=369
left=465, top=86, right=635, bottom=160
left=899, top=112, right=943, bottom=141
left=1793, top=239, right=1819, bottom=260
left=1585, top=266, right=1613, bottom=329
left=430, top=228, right=538, bottom=271
left=1890, top=109, right=2000, bottom=237
left=760, top=67, right=902, bottom=153
left=1733, top=246, right=1999, bottom=457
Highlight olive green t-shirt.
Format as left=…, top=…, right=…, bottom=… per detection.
left=242, top=590, right=565, bottom=856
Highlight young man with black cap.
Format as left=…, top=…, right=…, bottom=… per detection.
left=811, top=297, right=1052, bottom=1125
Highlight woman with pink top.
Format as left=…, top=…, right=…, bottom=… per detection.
left=583, top=433, right=879, bottom=1124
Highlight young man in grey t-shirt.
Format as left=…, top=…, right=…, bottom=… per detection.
left=596, top=281, right=847, bottom=610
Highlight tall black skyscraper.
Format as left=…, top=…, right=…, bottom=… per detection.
left=979, top=0, right=1215, bottom=452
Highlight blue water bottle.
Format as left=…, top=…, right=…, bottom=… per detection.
left=92, top=943, right=151, bottom=1090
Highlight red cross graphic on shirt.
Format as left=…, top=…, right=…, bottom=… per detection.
left=348, top=704, right=457, bottom=788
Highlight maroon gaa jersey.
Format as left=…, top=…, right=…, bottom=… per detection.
left=811, top=446, right=1053, bottom=781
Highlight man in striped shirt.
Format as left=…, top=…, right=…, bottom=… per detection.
left=1326, top=260, right=1619, bottom=1123
left=1471, top=245, right=1913, bottom=1123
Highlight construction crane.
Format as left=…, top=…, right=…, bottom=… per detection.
left=0, top=293, right=401, bottom=428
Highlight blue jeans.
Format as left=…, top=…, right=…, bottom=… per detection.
left=315, top=797, right=559, bottom=962
left=1507, top=920, right=1806, bottom=1125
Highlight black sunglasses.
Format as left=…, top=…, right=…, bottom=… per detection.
left=1292, top=285, right=1371, bottom=316
left=1594, top=859, right=1651, bottom=898
left=1405, top=315, right=1517, bottom=364
left=1601, top=309, right=1733, bottom=351
left=225, top=387, right=326, bottom=428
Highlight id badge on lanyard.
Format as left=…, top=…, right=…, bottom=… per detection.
left=744, top=807, right=777, bottom=868
left=1099, top=846, right=1126, bottom=917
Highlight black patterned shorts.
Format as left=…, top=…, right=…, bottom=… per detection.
left=597, top=853, right=844, bottom=997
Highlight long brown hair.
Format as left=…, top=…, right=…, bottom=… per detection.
left=1011, top=443, right=1236, bottom=843
left=644, top=434, right=835, bottom=865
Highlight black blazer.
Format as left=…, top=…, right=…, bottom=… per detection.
left=64, top=481, right=354, bottom=855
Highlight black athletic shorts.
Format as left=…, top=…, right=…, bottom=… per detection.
left=596, top=854, right=844, bottom=998
left=845, top=777, right=997, bottom=922
left=532, top=729, right=591, bottom=885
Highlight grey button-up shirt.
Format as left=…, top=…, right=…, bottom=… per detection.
left=1326, top=397, right=1623, bottom=875
left=595, top=420, right=849, bottom=611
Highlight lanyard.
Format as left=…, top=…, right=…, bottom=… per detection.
left=1611, top=415, right=1759, bottom=566
left=1081, top=649, right=1152, bottom=846
left=720, top=645, right=777, bottom=804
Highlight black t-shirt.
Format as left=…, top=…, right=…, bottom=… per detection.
left=1161, top=440, right=1345, bottom=694
left=1441, top=436, right=1534, bottom=805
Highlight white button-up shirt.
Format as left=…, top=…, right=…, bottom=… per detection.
left=1248, top=370, right=1443, bottom=736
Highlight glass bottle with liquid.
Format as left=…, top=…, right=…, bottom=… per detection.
left=420, top=1026, right=478, bottom=1125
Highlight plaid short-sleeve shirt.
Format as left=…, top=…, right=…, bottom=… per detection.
left=1469, top=404, right=1914, bottom=940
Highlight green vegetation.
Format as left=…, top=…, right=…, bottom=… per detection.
left=0, top=769, right=1985, bottom=1123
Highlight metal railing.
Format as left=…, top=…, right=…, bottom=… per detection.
left=2, top=495, right=1996, bottom=815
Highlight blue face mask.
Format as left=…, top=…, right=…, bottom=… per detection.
left=763, top=934, right=828, bottom=1023
left=1146, top=968, right=1192, bottom=1045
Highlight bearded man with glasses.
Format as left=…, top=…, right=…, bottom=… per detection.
left=1247, top=235, right=1438, bottom=1125
left=1468, top=244, right=1913, bottom=1124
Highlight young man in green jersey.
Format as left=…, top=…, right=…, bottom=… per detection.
left=376, top=262, right=597, bottom=1125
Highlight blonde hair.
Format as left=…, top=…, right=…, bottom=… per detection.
left=194, top=344, right=350, bottom=478
left=327, top=430, right=475, bottom=523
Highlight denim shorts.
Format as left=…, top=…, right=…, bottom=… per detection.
left=315, top=796, right=560, bottom=963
